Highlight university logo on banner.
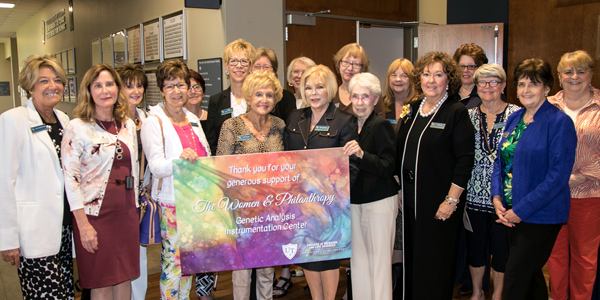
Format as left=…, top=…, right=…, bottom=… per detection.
left=172, top=148, right=351, bottom=273
left=282, top=243, right=298, bottom=260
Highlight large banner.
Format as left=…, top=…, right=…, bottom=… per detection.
left=173, top=148, right=351, bottom=274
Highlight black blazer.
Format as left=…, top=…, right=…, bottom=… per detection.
left=272, top=89, right=297, bottom=125
left=284, top=102, right=360, bottom=185
left=204, top=87, right=232, bottom=154
left=351, top=112, right=400, bottom=204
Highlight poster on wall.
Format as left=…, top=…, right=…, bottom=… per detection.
left=143, top=19, right=160, bottom=63
left=60, top=51, right=68, bottom=74
left=162, top=11, right=185, bottom=60
left=68, top=77, right=77, bottom=103
left=66, top=48, right=76, bottom=74
left=173, top=148, right=352, bottom=273
left=145, top=71, right=161, bottom=107
left=91, top=39, right=101, bottom=66
left=101, top=36, right=113, bottom=67
left=63, top=80, right=69, bottom=102
left=197, top=58, right=222, bottom=111
left=113, top=31, right=126, bottom=67
left=126, top=25, right=142, bottom=64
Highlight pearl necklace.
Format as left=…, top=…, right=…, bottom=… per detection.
left=418, top=92, right=448, bottom=117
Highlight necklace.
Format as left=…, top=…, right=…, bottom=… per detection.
left=243, top=115, right=270, bottom=141
left=37, top=111, right=64, bottom=165
left=179, top=124, right=198, bottom=154
left=418, top=92, right=448, bottom=117
left=97, top=118, right=124, bottom=160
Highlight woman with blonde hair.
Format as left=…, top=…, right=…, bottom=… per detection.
left=547, top=50, right=600, bottom=300
left=62, top=64, right=139, bottom=299
left=381, top=58, right=417, bottom=132
left=287, top=56, right=316, bottom=109
left=285, top=65, right=359, bottom=300
left=205, top=39, right=255, bottom=153
left=0, top=54, right=73, bottom=299
left=217, top=70, right=285, bottom=300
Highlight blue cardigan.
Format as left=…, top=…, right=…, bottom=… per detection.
left=491, top=100, right=576, bottom=224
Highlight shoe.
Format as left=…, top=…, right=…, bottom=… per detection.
left=458, top=286, right=473, bottom=296
left=291, top=269, right=304, bottom=277
left=273, top=276, right=293, bottom=298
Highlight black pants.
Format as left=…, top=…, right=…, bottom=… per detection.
left=503, top=222, right=562, bottom=300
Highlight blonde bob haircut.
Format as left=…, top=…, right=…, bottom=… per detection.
left=19, top=54, right=67, bottom=98
left=223, top=39, right=256, bottom=66
left=557, top=50, right=594, bottom=74
left=286, top=56, right=316, bottom=84
left=73, top=64, right=129, bottom=124
left=300, top=65, right=338, bottom=107
left=382, top=58, right=416, bottom=112
left=349, top=72, right=382, bottom=100
left=241, top=70, right=283, bottom=108
left=333, top=43, right=370, bottom=74
left=254, top=47, right=279, bottom=73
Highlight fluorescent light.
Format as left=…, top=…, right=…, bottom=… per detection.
left=0, top=3, right=15, bottom=8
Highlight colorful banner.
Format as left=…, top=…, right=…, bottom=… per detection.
left=173, top=148, right=351, bottom=274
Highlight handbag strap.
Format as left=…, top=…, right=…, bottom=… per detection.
left=156, top=116, right=165, bottom=192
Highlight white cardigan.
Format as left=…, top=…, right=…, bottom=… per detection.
left=140, top=104, right=210, bottom=206
left=62, top=118, right=139, bottom=216
left=0, top=99, right=69, bottom=258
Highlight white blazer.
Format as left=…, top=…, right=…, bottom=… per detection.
left=140, top=104, right=210, bottom=206
left=0, top=99, right=69, bottom=258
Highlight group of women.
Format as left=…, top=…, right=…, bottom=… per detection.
left=0, top=37, right=598, bottom=300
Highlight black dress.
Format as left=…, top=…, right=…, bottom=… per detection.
left=396, top=97, right=475, bottom=300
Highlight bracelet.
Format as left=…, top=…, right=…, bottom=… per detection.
left=445, top=195, right=460, bottom=204
left=445, top=199, right=458, bottom=211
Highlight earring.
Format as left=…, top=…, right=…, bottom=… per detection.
left=559, top=81, right=562, bottom=88
left=288, top=82, right=293, bottom=87
left=446, top=86, right=449, bottom=91
left=545, top=93, right=548, bottom=97
left=226, top=70, right=229, bottom=75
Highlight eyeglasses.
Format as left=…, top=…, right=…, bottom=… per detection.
left=163, top=83, right=187, bottom=92
left=460, top=65, right=478, bottom=71
left=228, top=59, right=250, bottom=67
left=340, top=60, right=363, bottom=70
left=253, top=64, right=272, bottom=71
left=190, top=85, right=203, bottom=92
left=476, top=80, right=502, bottom=87
left=350, top=95, right=374, bottom=102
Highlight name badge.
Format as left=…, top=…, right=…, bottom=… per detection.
left=92, top=138, right=111, bottom=144
left=493, top=122, right=506, bottom=130
left=190, top=122, right=199, bottom=127
left=387, top=119, right=398, bottom=125
left=314, top=125, right=329, bottom=131
left=334, top=103, right=339, bottom=108
left=503, top=132, right=510, bottom=138
left=30, top=124, right=46, bottom=133
left=237, top=134, right=252, bottom=141
left=221, top=107, right=233, bottom=115
left=430, top=122, right=446, bottom=129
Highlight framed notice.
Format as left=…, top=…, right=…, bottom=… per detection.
left=143, top=19, right=161, bottom=63
left=66, top=48, right=76, bottom=74
left=145, top=71, right=162, bottom=107
left=101, top=35, right=113, bottom=66
left=60, top=51, right=68, bottom=73
left=67, top=77, right=77, bottom=103
left=197, top=58, right=222, bottom=111
left=91, top=39, right=101, bottom=65
left=173, top=148, right=352, bottom=273
left=162, top=11, right=186, bottom=60
left=126, top=25, right=142, bottom=64
left=113, top=31, right=126, bottom=67
left=63, top=80, right=69, bottom=102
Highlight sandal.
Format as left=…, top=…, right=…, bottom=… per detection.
left=273, top=276, right=293, bottom=298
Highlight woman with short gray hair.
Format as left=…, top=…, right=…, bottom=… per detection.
left=343, top=72, right=399, bottom=300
